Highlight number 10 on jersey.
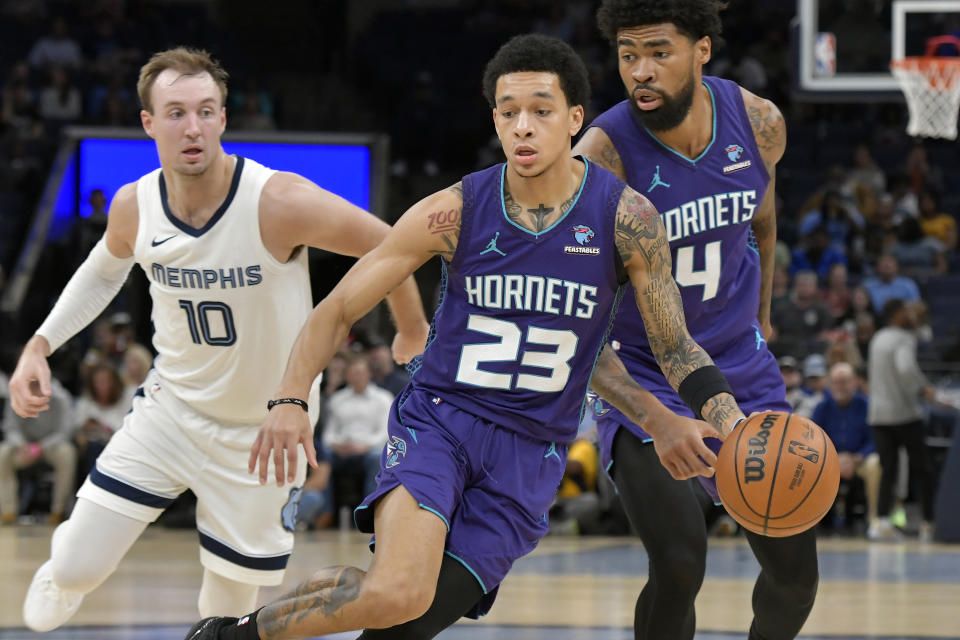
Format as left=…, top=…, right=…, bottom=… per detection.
left=178, top=300, right=236, bottom=346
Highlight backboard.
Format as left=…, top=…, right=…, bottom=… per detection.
left=795, top=0, right=960, bottom=101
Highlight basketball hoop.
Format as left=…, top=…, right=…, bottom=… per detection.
left=891, top=35, right=960, bottom=140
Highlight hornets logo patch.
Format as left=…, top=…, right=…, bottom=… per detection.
left=385, top=435, right=408, bottom=469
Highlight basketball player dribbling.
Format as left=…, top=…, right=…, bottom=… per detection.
left=574, top=2, right=820, bottom=639
left=183, top=34, right=747, bottom=640
left=6, top=47, right=429, bottom=632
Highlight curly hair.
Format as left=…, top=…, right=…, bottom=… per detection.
left=482, top=34, right=590, bottom=109
left=597, top=0, right=727, bottom=46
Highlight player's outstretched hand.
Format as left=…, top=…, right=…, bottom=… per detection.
left=391, top=320, right=430, bottom=365
left=250, top=403, right=318, bottom=486
left=650, top=413, right=723, bottom=481
left=8, top=336, right=53, bottom=418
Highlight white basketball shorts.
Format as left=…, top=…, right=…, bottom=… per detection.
left=76, top=370, right=306, bottom=585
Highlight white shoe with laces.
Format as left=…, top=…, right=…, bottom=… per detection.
left=22, top=560, right=83, bottom=632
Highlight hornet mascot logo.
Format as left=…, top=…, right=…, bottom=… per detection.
left=385, top=435, right=407, bottom=469
left=572, top=225, right=595, bottom=245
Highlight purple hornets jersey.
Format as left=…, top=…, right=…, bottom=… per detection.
left=591, top=76, right=786, bottom=452
left=409, top=160, right=626, bottom=443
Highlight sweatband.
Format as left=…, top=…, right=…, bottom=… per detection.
left=677, top=365, right=734, bottom=421
left=36, top=238, right=135, bottom=353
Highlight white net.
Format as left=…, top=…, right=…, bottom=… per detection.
left=891, top=57, right=960, bottom=140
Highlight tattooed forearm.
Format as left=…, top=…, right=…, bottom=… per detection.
left=639, top=275, right=713, bottom=388
left=260, top=566, right=365, bottom=638
left=700, top=393, right=742, bottom=436
left=614, top=188, right=665, bottom=267
left=590, top=346, right=650, bottom=427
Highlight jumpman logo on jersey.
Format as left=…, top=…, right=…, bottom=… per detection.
left=480, top=231, right=507, bottom=256
left=544, top=442, right=562, bottom=461
left=755, top=327, right=766, bottom=350
left=647, top=165, right=670, bottom=193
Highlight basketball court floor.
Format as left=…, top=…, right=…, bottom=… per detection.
left=2, top=525, right=958, bottom=639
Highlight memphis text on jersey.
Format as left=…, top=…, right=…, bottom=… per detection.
left=464, top=273, right=600, bottom=319
left=150, top=263, right=263, bottom=289
left=661, top=189, right=758, bottom=242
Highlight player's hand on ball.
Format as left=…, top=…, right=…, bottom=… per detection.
left=650, top=414, right=722, bottom=480
left=250, top=403, right=318, bottom=486
left=391, top=320, right=430, bottom=365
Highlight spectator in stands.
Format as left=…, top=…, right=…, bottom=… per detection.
left=893, top=216, right=948, bottom=277
left=797, top=354, right=827, bottom=418
left=852, top=311, right=877, bottom=364
left=862, top=254, right=921, bottom=314
left=38, top=66, right=82, bottom=123
left=367, top=341, right=409, bottom=397
left=0, top=376, right=76, bottom=525
left=27, top=16, right=83, bottom=70
left=771, top=270, right=833, bottom=356
left=73, top=362, right=128, bottom=481
left=322, top=355, right=393, bottom=498
left=812, top=362, right=880, bottom=533
left=779, top=356, right=810, bottom=413
left=798, top=189, right=865, bottom=254
left=917, top=191, right=957, bottom=252
left=845, top=142, right=886, bottom=203
left=296, top=446, right=333, bottom=531
left=232, top=94, right=276, bottom=131
left=867, top=298, right=937, bottom=541
left=821, top=262, right=852, bottom=324
left=824, top=337, right=864, bottom=372
left=789, top=226, right=847, bottom=280
left=120, top=343, right=153, bottom=390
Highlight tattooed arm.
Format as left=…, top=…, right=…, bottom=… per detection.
left=572, top=127, right=627, bottom=180
left=614, top=186, right=744, bottom=438
left=591, top=345, right=723, bottom=479
left=742, top=89, right=786, bottom=336
left=249, top=183, right=463, bottom=487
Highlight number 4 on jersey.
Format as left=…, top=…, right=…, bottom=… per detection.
left=674, top=240, right=721, bottom=301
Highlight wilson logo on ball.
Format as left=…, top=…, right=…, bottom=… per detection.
left=744, top=413, right=780, bottom=483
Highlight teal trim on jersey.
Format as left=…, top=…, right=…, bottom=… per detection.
left=499, top=159, right=590, bottom=238
left=641, top=82, right=717, bottom=166
left=578, top=285, right=627, bottom=422
left=406, top=426, right=419, bottom=444
left=419, top=503, right=450, bottom=532
left=352, top=503, right=369, bottom=530
left=407, top=259, right=449, bottom=376
left=444, top=550, right=488, bottom=594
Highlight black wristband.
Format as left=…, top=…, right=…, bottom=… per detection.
left=219, top=608, right=262, bottom=640
left=677, top=365, right=733, bottom=421
left=267, top=397, right=309, bottom=412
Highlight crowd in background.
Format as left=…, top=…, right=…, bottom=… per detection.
left=0, top=1, right=957, bottom=539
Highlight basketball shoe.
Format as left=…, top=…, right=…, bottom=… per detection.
left=22, top=560, right=84, bottom=631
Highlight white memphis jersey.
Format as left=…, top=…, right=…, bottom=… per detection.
left=133, top=156, right=317, bottom=425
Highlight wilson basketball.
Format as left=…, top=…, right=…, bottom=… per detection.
left=716, top=412, right=839, bottom=537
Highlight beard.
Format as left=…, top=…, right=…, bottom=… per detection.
left=627, top=72, right=696, bottom=132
